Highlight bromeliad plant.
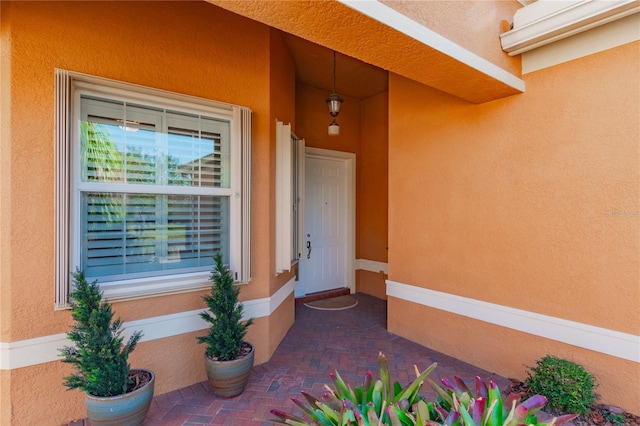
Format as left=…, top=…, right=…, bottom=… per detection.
left=268, top=352, right=437, bottom=425
left=428, top=375, right=578, bottom=426
left=267, top=352, right=578, bottom=426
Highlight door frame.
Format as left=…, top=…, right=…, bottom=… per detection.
left=304, top=147, right=356, bottom=294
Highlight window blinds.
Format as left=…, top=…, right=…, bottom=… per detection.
left=54, top=69, right=251, bottom=307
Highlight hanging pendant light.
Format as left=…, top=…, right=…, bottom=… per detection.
left=326, top=51, right=343, bottom=136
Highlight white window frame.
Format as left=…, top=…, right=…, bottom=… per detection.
left=55, top=69, right=251, bottom=308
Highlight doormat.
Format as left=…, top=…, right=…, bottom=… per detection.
left=304, top=295, right=358, bottom=311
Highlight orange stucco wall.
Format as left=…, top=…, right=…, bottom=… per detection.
left=356, top=270, right=388, bottom=300
left=269, top=29, right=298, bottom=295
left=295, top=84, right=389, bottom=297
left=357, top=91, right=389, bottom=298
left=380, top=0, right=521, bottom=76
left=209, top=0, right=522, bottom=103
left=389, top=296, right=639, bottom=412
left=2, top=0, right=273, bottom=340
left=359, top=91, right=389, bottom=264
left=387, top=42, right=639, bottom=413
left=296, top=83, right=361, bottom=155
left=0, top=0, right=11, bottom=346
left=0, top=1, right=296, bottom=424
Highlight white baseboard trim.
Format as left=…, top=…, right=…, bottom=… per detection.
left=355, top=259, right=388, bottom=275
left=386, top=280, right=640, bottom=363
left=0, top=278, right=295, bottom=371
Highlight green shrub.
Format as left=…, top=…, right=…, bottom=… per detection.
left=525, top=355, right=598, bottom=417
left=602, top=408, right=626, bottom=426
left=197, top=252, right=254, bottom=361
left=59, top=270, right=142, bottom=397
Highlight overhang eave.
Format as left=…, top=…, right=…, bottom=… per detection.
left=207, top=0, right=525, bottom=104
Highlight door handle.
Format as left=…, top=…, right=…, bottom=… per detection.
left=306, top=241, right=312, bottom=259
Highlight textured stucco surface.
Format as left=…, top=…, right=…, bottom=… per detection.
left=269, top=28, right=298, bottom=296
left=3, top=0, right=273, bottom=340
left=4, top=0, right=637, bottom=422
left=356, top=270, right=387, bottom=301
left=387, top=41, right=639, bottom=412
left=0, top=0, right=12, bottom=343
left=295, top=83, right=390, bottom=268
left=296, top=83, right=362, bottom=155
left=359, top=91, right=389, bottom=264
left=209, top=0, right=523, bottom=103
left=389, top=296, right=640, bottom=414
left=267, top=293, right=296, bottom=357
left=381, top=0, right=521, bottom=76
left=9, top=361, right=86, bottom=425
left=1, top=2, right=295, bottom=424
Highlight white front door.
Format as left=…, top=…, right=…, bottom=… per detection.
left=298, top=150, right=354, bottom=296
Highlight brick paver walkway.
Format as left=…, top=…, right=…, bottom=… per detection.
left=71, top=293, right=512, bottom=425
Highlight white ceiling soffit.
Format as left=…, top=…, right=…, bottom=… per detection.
left=501, top=0, right=640, bottom=56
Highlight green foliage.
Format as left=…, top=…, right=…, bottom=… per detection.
left=266, top=352, right=578, bottom=426
left=602, top=408, right=626, bottom=426
left=268, top=352, right=436, bottom=426
left=196, top=252, right=254, bottom=361
left=59, top=270, right=142, bottom=397
left=81, top=120, right=189, bottom=186
left=81, top=121, right=124, bottom=183
left=525, top=355, right=598, bottom=417
left=429, top=375, right=577, bottom=426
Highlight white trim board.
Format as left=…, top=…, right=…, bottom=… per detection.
left=500, top=0, right=639, bottom=56
left=522, top=12, right=640, bottom=73
left=386, top=280, right=640, bottom=363
left=338, top=0, right=525, bottom=93
left=0, top=278, right=295, bottom=370
left=355, top=259, right=388, bottom=275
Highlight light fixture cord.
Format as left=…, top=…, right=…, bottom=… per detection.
left=333, top=50, right=336, bottom=94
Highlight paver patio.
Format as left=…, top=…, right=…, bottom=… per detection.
left=70, top=293, right=513, bottom=425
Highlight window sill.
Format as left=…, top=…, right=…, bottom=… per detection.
left=97, top=272, right=211, bottom=304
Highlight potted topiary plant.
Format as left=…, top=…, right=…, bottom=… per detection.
left=59, top=270, right=154, bottom=426
left=197, top=252, right=255, bottom=397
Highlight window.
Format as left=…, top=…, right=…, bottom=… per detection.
left=55, top=70, right=251, bottom=307
left=275, top=120, right=305, bottom=274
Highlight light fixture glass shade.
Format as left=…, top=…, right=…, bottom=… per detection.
left=328, top=120, right=340, bottom=136
left=326, top=93, right=343, bottom=117
left=327, top=51, right=342, bottom=135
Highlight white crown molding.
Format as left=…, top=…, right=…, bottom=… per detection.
left=355, top=259, right=388, bottom=275
left=386, top=280, right=640, bottom=363
left=338, top=0, right=525, bottom=93
left=0, top=278, right=295, bottom=370
left=522, top=12, right=640, bottom=73
left=501, top=0, right=640, bottom=56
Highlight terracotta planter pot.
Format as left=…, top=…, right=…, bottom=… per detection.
left=84, top=369, right=155, bottom=426
left=204, top=342, right=255, bottom=397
